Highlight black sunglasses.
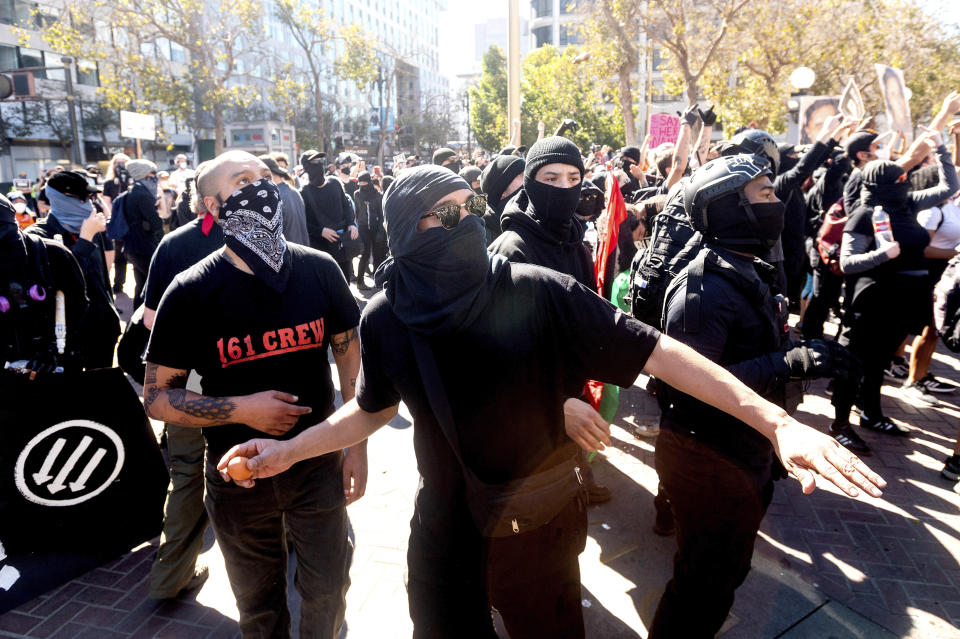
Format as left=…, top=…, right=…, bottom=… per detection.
left=420, top=194, right=487, bottom=229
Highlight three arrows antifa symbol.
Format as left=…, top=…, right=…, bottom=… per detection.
left=14, top=420, right=125, bottom=507
left=31, top=436, right=109, bottom=494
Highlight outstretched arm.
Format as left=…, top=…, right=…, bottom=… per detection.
left=643, top=335, right=885, bottom=498
left=217, top=399, right=398, bottom=488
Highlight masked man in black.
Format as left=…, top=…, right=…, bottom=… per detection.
left=478, top=154, right=524, bottom=246
left=216, top=165, right=884, bottom=639
left=299, top=149, right=359, bottom=283
left=143, top=151, right=366, bottom=638
left=650, top=154, right=860, bottom=638
left=352, top=171, right=387, bottom=290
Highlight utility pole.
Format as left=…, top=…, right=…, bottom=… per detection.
left=61, top=57, right=84, bottom=167
left=462, top=91, right=471, bottom=157
left=376, top=65, right=385, bottom=167
left=507, top=0, right=521, bottom=140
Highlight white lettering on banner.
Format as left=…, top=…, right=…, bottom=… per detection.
left=14, top=420, right=125, bottom=507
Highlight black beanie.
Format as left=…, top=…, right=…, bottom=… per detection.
left=523, top=136, right=584, bottom=181
left=357, top=171, right=371, bottom=184
left=481, top=155, right=525, bottom=202
left=621, top=145, right=641, bottom=163
left=861, top=160, right=905, bottom=187
left=432, top=147, right=456, bottom=165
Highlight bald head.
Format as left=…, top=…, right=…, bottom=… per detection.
left=196, top=151, right=270, bottom=219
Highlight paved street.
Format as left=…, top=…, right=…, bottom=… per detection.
left=2, top=285, right=960, bottom=638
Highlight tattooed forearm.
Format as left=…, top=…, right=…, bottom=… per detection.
left=350, top=377, right=356, bottom=388
left=168, top=389, right=236, bottom=423
left=144, top=363, right=158, bottom=385
left=143, top=385, right=161, bottom=413
left=331, top=328, right=356, bottom=357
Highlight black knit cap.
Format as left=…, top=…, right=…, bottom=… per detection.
left=432, top=147, right=457, bottom=165
left=844, top=131, right=878, bottom=160
left=861, top=160, right=904, bottom=186
left=357, top=171, right=371, bottom=184
left=523, top=136, right=584, bottom=181
left=620, top=145, right=641, bottom=163
left=480, top=155, right=525, bottom=201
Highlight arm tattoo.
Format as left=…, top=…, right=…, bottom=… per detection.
left=350, top=377, right=356, bottom=388
left=144, top=363, right=158, bottom=385
left=331, top=328, right=356, bottom=357
left=168, top=389, right=236, bottom=422
left=143, top=385, right=161, bottom=413
left=167, top=371, right=188, bottom=388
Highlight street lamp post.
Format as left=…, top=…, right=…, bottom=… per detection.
left=60, top=56, right=83, bottom=167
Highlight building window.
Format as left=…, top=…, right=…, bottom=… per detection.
left=77, top=60, right=99, bottom=87
left=532, top=25, right=551, bottom=48
left=0, top=44, right=16, bottom=71
left=532, top=0, right=552, bottom=18
left=559, top=25, right=580, bottom=46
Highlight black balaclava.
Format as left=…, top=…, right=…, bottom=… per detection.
left=521, top=136, right=585, bottom=242
left=301, top=150, right=327, bottom=186
left=778, top=144, right=799, bottom=174
left=861, top=160, right=910, bottom=211
left=576, top=179, right=604, bottom=222
left=480, top=155, right=525, bottom=217
left=621, top=146, right=641, bottom=165
left=219, top=179, right=291, bottom=294
left=375, top=165, right=508, bottom=336
left=358, top=171, right=376, bottom=193
left=704, top=191, right=785, bottom=252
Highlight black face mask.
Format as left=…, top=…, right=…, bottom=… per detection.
left=750, top=201, right=786, bottom=249
left=866, top=182, right=910, bottom=206
left=446, top=161, right=462, bottom=174
left=218, top=179, right=291, bottom=293
left=490, top=186, right=521, bottom=217
left=304, top=164, right=326, bottom=184
left=524, top=178, right=581, bottom=228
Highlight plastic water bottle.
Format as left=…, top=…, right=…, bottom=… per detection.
left=872, top=206, right=893, bottom=244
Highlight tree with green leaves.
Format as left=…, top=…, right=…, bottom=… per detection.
left=271, top=0, right=378, bottom=154
left=468, top=45, right=509, bottom=152
left=576, top=0, right=642, bottom=145
left=520, top=45, right=624, bottom=150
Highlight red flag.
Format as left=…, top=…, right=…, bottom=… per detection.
left=585, top=176, right=629, bottom=412
left=595, top=174, right=629, bottom=295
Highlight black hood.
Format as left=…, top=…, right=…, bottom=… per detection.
left=500, top=189, right=586, bottom=248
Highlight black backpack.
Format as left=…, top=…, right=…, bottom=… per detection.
left=628, top=187, right=704, bottom=330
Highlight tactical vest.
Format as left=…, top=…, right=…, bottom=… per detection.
left=666, top=246, right=803, bottom=414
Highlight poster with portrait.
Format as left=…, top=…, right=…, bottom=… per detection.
left=875, top=64, right=912, bottom=143
left=796, top=96, right=840, bottom=145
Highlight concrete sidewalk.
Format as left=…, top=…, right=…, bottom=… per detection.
left=2, top=287, right=960, bottom=638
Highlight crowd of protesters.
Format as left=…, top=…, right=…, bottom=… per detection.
left=7, top=86, right=960, bottom=638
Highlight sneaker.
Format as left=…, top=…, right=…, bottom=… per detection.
left=942, top=455, right=960, bottom=481
left=829, top=423, right=871, bottom=454
left=859, top=414, right=910, bottom=437
left=825, top=379, right=834, bottom=396
left=884, top=358, right=908, bottom=381
left=901, top=382, right=940, bottom=407
left=921, top=374, right=955, bottom=394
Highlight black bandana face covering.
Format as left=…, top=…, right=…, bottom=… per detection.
left=219, top=179, right=291, bottom=293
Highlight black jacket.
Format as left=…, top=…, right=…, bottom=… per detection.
left=662, top=246, right=794, bottom=469
left=352, top=186, right=384, bottom=231
left=300, top=178, right=356, bottom=257
left=489, top=196, right=594, bottom=290
left=121, top=183, right=163, bottom=256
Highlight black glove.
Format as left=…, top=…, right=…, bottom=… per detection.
left=698, top=105, right=717, bottom=126
left=783, top=339, right=860, bottom=381
left=680, top=103, right=700, bottom=127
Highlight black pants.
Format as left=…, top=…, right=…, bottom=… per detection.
left=802, top=264, right=844, bottom=339
left=358, top=225, right=388, bottom=276
left=407, top=484, right=587, bottom=639
left=125, top=251, right=151, bottom=309
left=832, top=274, right=929, bottom=424
left=205, top=454, right=352, bottom=639
left=113, top=239, right=127, bottom=291
left=650, top=429, right=773, bottom=639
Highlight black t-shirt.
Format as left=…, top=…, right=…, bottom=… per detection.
left=143, top=218, right=225, bottom=310
left=356, top=262, right=659, bottom=485
left=145, top=244, right=361, bottom=459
